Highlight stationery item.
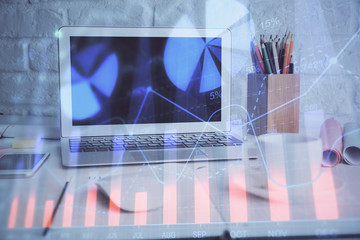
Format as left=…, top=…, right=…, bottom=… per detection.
left=283, top=38, right=291, bottom=74
left=255, top=52, right=264, bottom=74
left=247, top=73, right=300, bottom=135
left=343, top=122, right=360, bottom=165
left=265, top=41, right=275, bottom=73
left=286, top=35, right=294, bottom=74
left=250, top=38, right=264, bottom=73
left=276, top=38, right=281, bottom=56
left=272, top=41, right=280, bottom=74
left=261, top=43, right=272, bottom=74
left=254, top=30, right=294, bottom=75
left=289, top=57, right=294, bottom=74
left=319, top=118, right=343, bottom=168
left=250, top=40, right=258, bottom=72
left=43, top=181, right=69, bottom=236
left=254, top=39, right=265, bottom=73
left=12, top=136, right=41, bottom=149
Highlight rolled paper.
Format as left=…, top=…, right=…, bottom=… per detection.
left=343, top=122, right=360, bottom=165
left=320, top=118, right=343, bottom=167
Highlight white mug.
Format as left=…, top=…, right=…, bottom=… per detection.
left=257, top=133, right=323, bottom=187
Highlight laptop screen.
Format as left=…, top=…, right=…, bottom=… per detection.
left=70, top=36, right=222, bottom=126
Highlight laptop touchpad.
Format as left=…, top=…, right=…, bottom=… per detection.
left=130, top=149, right=208, bottom=163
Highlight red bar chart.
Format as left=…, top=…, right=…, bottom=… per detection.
left=163, top=163, right=177, bottom=225
left=228, top=161, right=248, bottom=222
left=311, top=167, right=339, bottom=220
left=25, top=193, right=36, bottom=228
left=4, top=161, right=345, bottom=230
left=84, top=185, right=97, bottom=227
left=62, top=193, right=74, bottom=227
left=42, top=200, right=54, bottom=228
left=134, top=192, right=147, bottom=225
left=8, top=196, right=19, bottom=229
left=194, top=162, right=210, bottom=224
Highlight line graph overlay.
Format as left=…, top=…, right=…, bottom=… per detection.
left=244, top=28, right=360, bottom=126
left=71, top=98, right=360, bottom=194
left=69, top=28, right=360, bottom=194
left=4, top=9, right=360, bottom=235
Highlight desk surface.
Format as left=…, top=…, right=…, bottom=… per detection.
left=0, top=119, right=360, bottom=239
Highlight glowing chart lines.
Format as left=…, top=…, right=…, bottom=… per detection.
left=130, top=92, right=350, bottom=190
left=140, top=27, right=359, bottom=187
left=69, top=97, right=359, bottom=202
left=69, top=28, right=359, bottom=194
left=244, top=27, right=360, bottom=126
left=71, top=96, right=360, bottom=194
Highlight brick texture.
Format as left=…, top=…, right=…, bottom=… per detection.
left=0, top=6, right=35, bottom=38
left=0, top=0, right=359, bottom=120
left=29, top=39, right=58, bottom=72
left=0, top=41, right=27, bottom=71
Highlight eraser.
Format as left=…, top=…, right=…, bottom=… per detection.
left=12, top=136, right=41, bottom=149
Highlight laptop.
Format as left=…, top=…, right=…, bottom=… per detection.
left=58, top=26, right=244, bottom=167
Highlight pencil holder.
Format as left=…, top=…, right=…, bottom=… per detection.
left=247, top=73, right=300, bottom=136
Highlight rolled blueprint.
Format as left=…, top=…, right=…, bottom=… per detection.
left=343, top=122, right=360, bottom=165
left=320, top=118, right=342, bottom=167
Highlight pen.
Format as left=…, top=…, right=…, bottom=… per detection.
left=283, top=38, right=291, bottom=74
left=272, top=41, right=280, bottom=74
left=289, top=56, right=294, bottom=74
left=253, top=38, right=265, bottom=73
left=279, top=35, right=286, bottom=73
left=286, top=34, right=294, bottom=74
left=250, top=39, right=257, bottom=72
left=261, top=43, right=272, bottom=74
left=265, top=41, right=275, bottom=74
left=43, top=181, right=70, bottom=236
left=251, top=38, right=263, bottom=73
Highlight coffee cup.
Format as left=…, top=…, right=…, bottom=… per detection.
left=257, top=133, right=323, bottom=186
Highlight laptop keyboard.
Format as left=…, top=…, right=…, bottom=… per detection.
left=69, top=133, right=242, bottom=153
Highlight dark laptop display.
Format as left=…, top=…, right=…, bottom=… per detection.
left=70, top=37, right=222, bottom=126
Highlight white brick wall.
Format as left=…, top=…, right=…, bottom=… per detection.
left=0, top=0, right=359, bottom=123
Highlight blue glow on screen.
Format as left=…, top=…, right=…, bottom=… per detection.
left=71, top=81, right=101, bottom=120
left=73, top=43, right=105, bottom=75
left=70, top=43, right=119, bottom=120
left=163, top=37, right=205, bottom=91
left=200, top=48, right=221, bottom=92
left=70, top=37, right=222, bottom=125
left=163, top=37, right=221, bottom=93
left=88, top=54, right=118, bottom=98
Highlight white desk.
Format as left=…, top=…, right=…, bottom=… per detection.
left=0, top=116, right=360, bottom=239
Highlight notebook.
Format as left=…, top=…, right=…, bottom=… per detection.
left=58, top=26, right=244, bottom=167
